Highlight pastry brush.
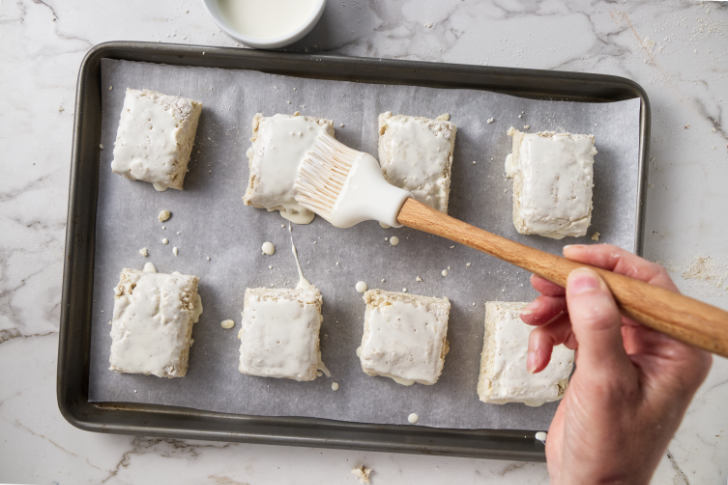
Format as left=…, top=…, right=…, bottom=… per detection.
left=294, top=132, right=728, bottom=358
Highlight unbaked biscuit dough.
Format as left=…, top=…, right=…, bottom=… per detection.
left=242, top=113, right=334, bottom=224
left=111, top=89, right=202, bottom=191
left=237, top=285, right=326, bottom=381
left=505, top=128, right=597, bottom=239
left=377, top=112, right=456, bottom=213
left=477, top=301, right=574, bottom=406
left=357, top=289, right=450, bottom=386
left=109, top=265, right=203, bottom=378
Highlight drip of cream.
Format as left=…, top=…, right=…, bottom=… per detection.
left=288, top=223, right=330, bottom=377
left=288, top=223, right=312, bottom=290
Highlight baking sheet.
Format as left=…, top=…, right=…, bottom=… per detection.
left=88, top=59, right=640, bottom=430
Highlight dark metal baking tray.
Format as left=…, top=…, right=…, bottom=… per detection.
left=58, top=41, right=650, bottom=461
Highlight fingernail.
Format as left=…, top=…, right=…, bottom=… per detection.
left=563, top=244, right=583, bottom=251
left=526, top=350, right=538, bottom=373
left=568, top=268, right=601, bottom=295
left=521, top=300, right=539, bottom=316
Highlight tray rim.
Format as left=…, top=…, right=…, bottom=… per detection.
left=58, top=40, right=650, bottom=461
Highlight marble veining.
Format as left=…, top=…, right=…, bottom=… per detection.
left=0, top=0, right=726, bottom=483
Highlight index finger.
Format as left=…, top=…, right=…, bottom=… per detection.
left=562, top=244, right=678, bottom=292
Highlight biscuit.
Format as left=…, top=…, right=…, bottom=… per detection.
left=111, top=89, right=202, bottom=191
left=357, top=289, right=450, bottom=386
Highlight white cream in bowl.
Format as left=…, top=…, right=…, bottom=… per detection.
left=203, top=0, right=326, bottom=49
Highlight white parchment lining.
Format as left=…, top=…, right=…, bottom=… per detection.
left=88, top=59, right=640, bottom=430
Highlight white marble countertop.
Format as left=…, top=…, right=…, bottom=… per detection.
left=1, top=1, right=727, bottom=483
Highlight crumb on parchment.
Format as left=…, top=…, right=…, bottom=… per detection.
left=351, top=464, right=372, bottom=484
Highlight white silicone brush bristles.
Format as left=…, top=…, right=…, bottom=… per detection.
left=294, top=133, right=356, bottom=221
left=294, top=133, right=411, bottom=228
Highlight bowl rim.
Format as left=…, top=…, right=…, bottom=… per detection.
left=201, top=0, right=327, bottom=49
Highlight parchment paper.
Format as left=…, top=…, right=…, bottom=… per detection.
left=88, top=58, right=641, bottom=430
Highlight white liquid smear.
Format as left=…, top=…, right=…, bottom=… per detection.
left=218, top=0, right=320, bottom=40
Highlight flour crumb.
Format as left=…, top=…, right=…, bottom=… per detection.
left=441, top=269, right=448, bottom=277
left=407, top=412, right=419, bottom=424
left=402, top=287, right=408, bottom=293
left=331, top=381, right=340, bottom=391
left=351, top=465, right=372, bottom=484
left=415, top=275, right=423, bottom=282
left=99, top=144, right=104, bottom=150
left=355, top=281, right=368, bottom=293
left=172, top=246, right=179, bottom=256
left=161, top=238, right=169, bottom=245
left=158, top=209, right=172, bottom=222
left=220, top=319, right=235, bottom=329
left=486, top=117, right=495, bottom=124
left=535, top=431, right=547, bottom=444
left=389, top=236, right=400, bottom=246
left=466, top=262, right=471, bottom=268
left=138, top=247, right=149, bottom=257
left=590, top=232, right=601, bottom=241
left=681, top=256, right=727, bottom=290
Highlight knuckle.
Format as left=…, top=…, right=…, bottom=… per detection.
left=573, top=300, right=618, bottom=331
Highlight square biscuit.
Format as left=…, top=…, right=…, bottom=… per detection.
left=238, top=286, right=325, bottom=381
left=357, top=289, right=450, bottom=386
left=505, top=128, right=597, bottom=239
left=111, top=88, right=202, bottom=191
left=109, top=266, right=203, bottom=378
left=377, top=112, right=456, bottom=213
left=477, top=301, right=574, bottom=406
left=242, top=113, right=335, bottom=224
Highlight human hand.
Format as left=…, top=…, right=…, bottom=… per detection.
left=521, top=244, right=712, bottom=485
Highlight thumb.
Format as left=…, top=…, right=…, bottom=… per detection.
left=566, top=267, right=631, bottom=377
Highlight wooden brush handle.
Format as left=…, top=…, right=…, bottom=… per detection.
left=397, top=198, right=728, bottom=358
